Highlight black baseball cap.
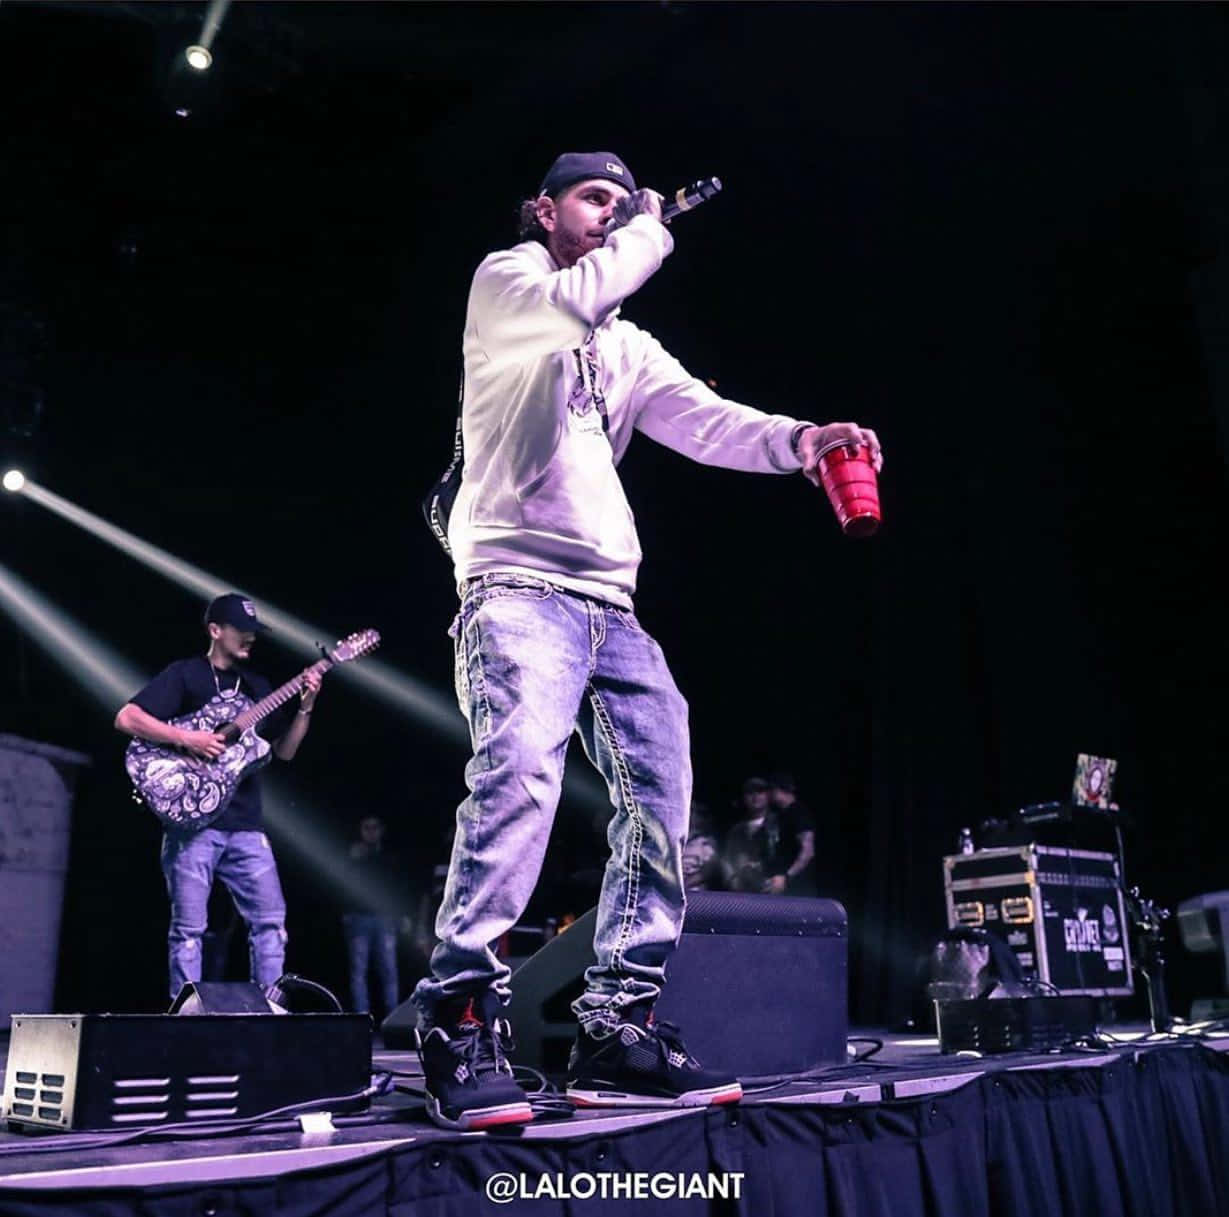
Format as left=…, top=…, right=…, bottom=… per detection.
left=204, top=592, right=270, bottom=634
left=538, top=151, right=636, bottom=198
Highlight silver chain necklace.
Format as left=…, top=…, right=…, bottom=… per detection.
left=207, top=657, right=241, bottom=699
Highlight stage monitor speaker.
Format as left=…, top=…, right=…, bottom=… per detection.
left=1177, top=891, right=1229, bottom=1019
left=380, top=893, right=849, bottom=1076
left=506, top=890, right=848, bottom=1078
left=3, top=1011, right=371, bottom=1131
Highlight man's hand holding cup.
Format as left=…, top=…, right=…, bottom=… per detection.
left=795, top=422, right=884, bottom=538
left=795, top=423, right=883, bottom=488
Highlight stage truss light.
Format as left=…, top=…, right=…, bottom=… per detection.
left=183, top=0, right=231, bottom=74
left=3, top=470, right=25, bottom=492
left=184, top=45, right=212, bottom=71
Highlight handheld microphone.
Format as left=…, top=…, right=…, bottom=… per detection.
left=660, top=177, right=722, bottom=223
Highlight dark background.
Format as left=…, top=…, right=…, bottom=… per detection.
left=2, top=1, right=1228, bottom=1026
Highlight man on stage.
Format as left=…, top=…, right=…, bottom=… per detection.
left=413, top=150, right=881, bottom=1129
left=115, top=593, right=322, bottom=1003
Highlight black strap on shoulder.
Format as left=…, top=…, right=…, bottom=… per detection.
left=421, top=372, right=465, bottom=556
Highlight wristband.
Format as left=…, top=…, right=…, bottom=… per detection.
left=297, top=707, right=313, bottom=717
left=789, top=422, right=813, bottom=460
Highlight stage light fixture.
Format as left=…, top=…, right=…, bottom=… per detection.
left=3, top=470, right=25, bottom=492
left=184, top=45, right=212, bottom=71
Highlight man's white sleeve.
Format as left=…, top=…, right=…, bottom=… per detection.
left=469, top=217, right=673, bottom=364
left=631, top=332, right=805, bottom=474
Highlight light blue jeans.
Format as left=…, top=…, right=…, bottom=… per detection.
left=160, top=828, right=288, bottom=1002
left=412, top=573, right=692, bottom=1038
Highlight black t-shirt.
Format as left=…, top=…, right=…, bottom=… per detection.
left=777, top=801, right=818, bottom=896
left=129, top=656, right=297, bottom=832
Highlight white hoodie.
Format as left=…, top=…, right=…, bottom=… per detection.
left=448, top=214, right=808, bottom=609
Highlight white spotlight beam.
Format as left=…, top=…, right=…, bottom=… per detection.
left=17, top=479, right=465, bottom=740
left=13, top=479, right=616, bottom=819
left=19, top=481, right=231, bottom=600
left=0, top=562, right=147, bottom=706
left=198, top=0, right=233, bottom=51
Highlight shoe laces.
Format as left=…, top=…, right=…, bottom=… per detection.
left=644, top=1019, right=698, bottom=1069
left=453, top=1015, right=515, bottom=1078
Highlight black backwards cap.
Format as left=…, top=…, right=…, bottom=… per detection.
left=538, top=151, right=636, bottom=198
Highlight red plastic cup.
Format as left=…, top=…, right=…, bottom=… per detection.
left=816, top=441, right=881, bottom=538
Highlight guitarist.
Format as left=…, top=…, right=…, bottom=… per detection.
left=114, top=593, right=322, bottom=1003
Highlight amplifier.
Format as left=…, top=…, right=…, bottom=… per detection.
left=3, top=1012, right=371, bottom=1131
left=492, top=891, right=848, bottom=1078
left=935, top=995, right=1099, bottom=1054
left=943, top=845, right=1133, bottom=997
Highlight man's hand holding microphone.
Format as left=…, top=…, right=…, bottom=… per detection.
left=605, top=188, right=664, bottom=235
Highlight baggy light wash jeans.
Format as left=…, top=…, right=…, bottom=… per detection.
left=411, top=572, right=692, bottom=1038
left=160, top=828, right=288, bottom=1002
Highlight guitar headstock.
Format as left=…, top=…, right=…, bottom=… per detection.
left=330, top=628, right=381, bottom=663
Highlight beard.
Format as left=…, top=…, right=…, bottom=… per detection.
left=550, top=226, right=599, bottom=268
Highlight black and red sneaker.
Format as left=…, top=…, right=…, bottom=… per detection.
left=415, top=992, right=533, bottom=1130
left=565, top=1008, right=742, bottom=1109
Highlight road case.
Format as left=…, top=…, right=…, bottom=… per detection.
left=943, top=845, right=1133, bottom=997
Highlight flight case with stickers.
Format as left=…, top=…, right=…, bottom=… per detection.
left=943, top=845, right=1133, bottom=997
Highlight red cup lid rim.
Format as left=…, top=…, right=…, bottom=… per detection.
left=816, top=436, right=873, bottom=461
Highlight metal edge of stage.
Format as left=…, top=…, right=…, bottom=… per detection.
left=0, top=1111, right=702, bottom=1192
left=1, top=1030, right=1227, bottom=1193
left=0, top=1132, right=422, bottom=1192
left=773, top=1028, right=1229, bottom=1104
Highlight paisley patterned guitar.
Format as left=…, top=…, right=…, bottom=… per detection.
left=126, top=628, right=380, bottom=831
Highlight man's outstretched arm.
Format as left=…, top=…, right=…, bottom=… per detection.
left=631, top=334, right=882, bottom=476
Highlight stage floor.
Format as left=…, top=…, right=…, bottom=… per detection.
left=2, top=1021, right=1226, bottom=1193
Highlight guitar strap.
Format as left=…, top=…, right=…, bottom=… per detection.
left=421, top=333, right=611, bottom=558
left=421, top=371, right=465, bottom=556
